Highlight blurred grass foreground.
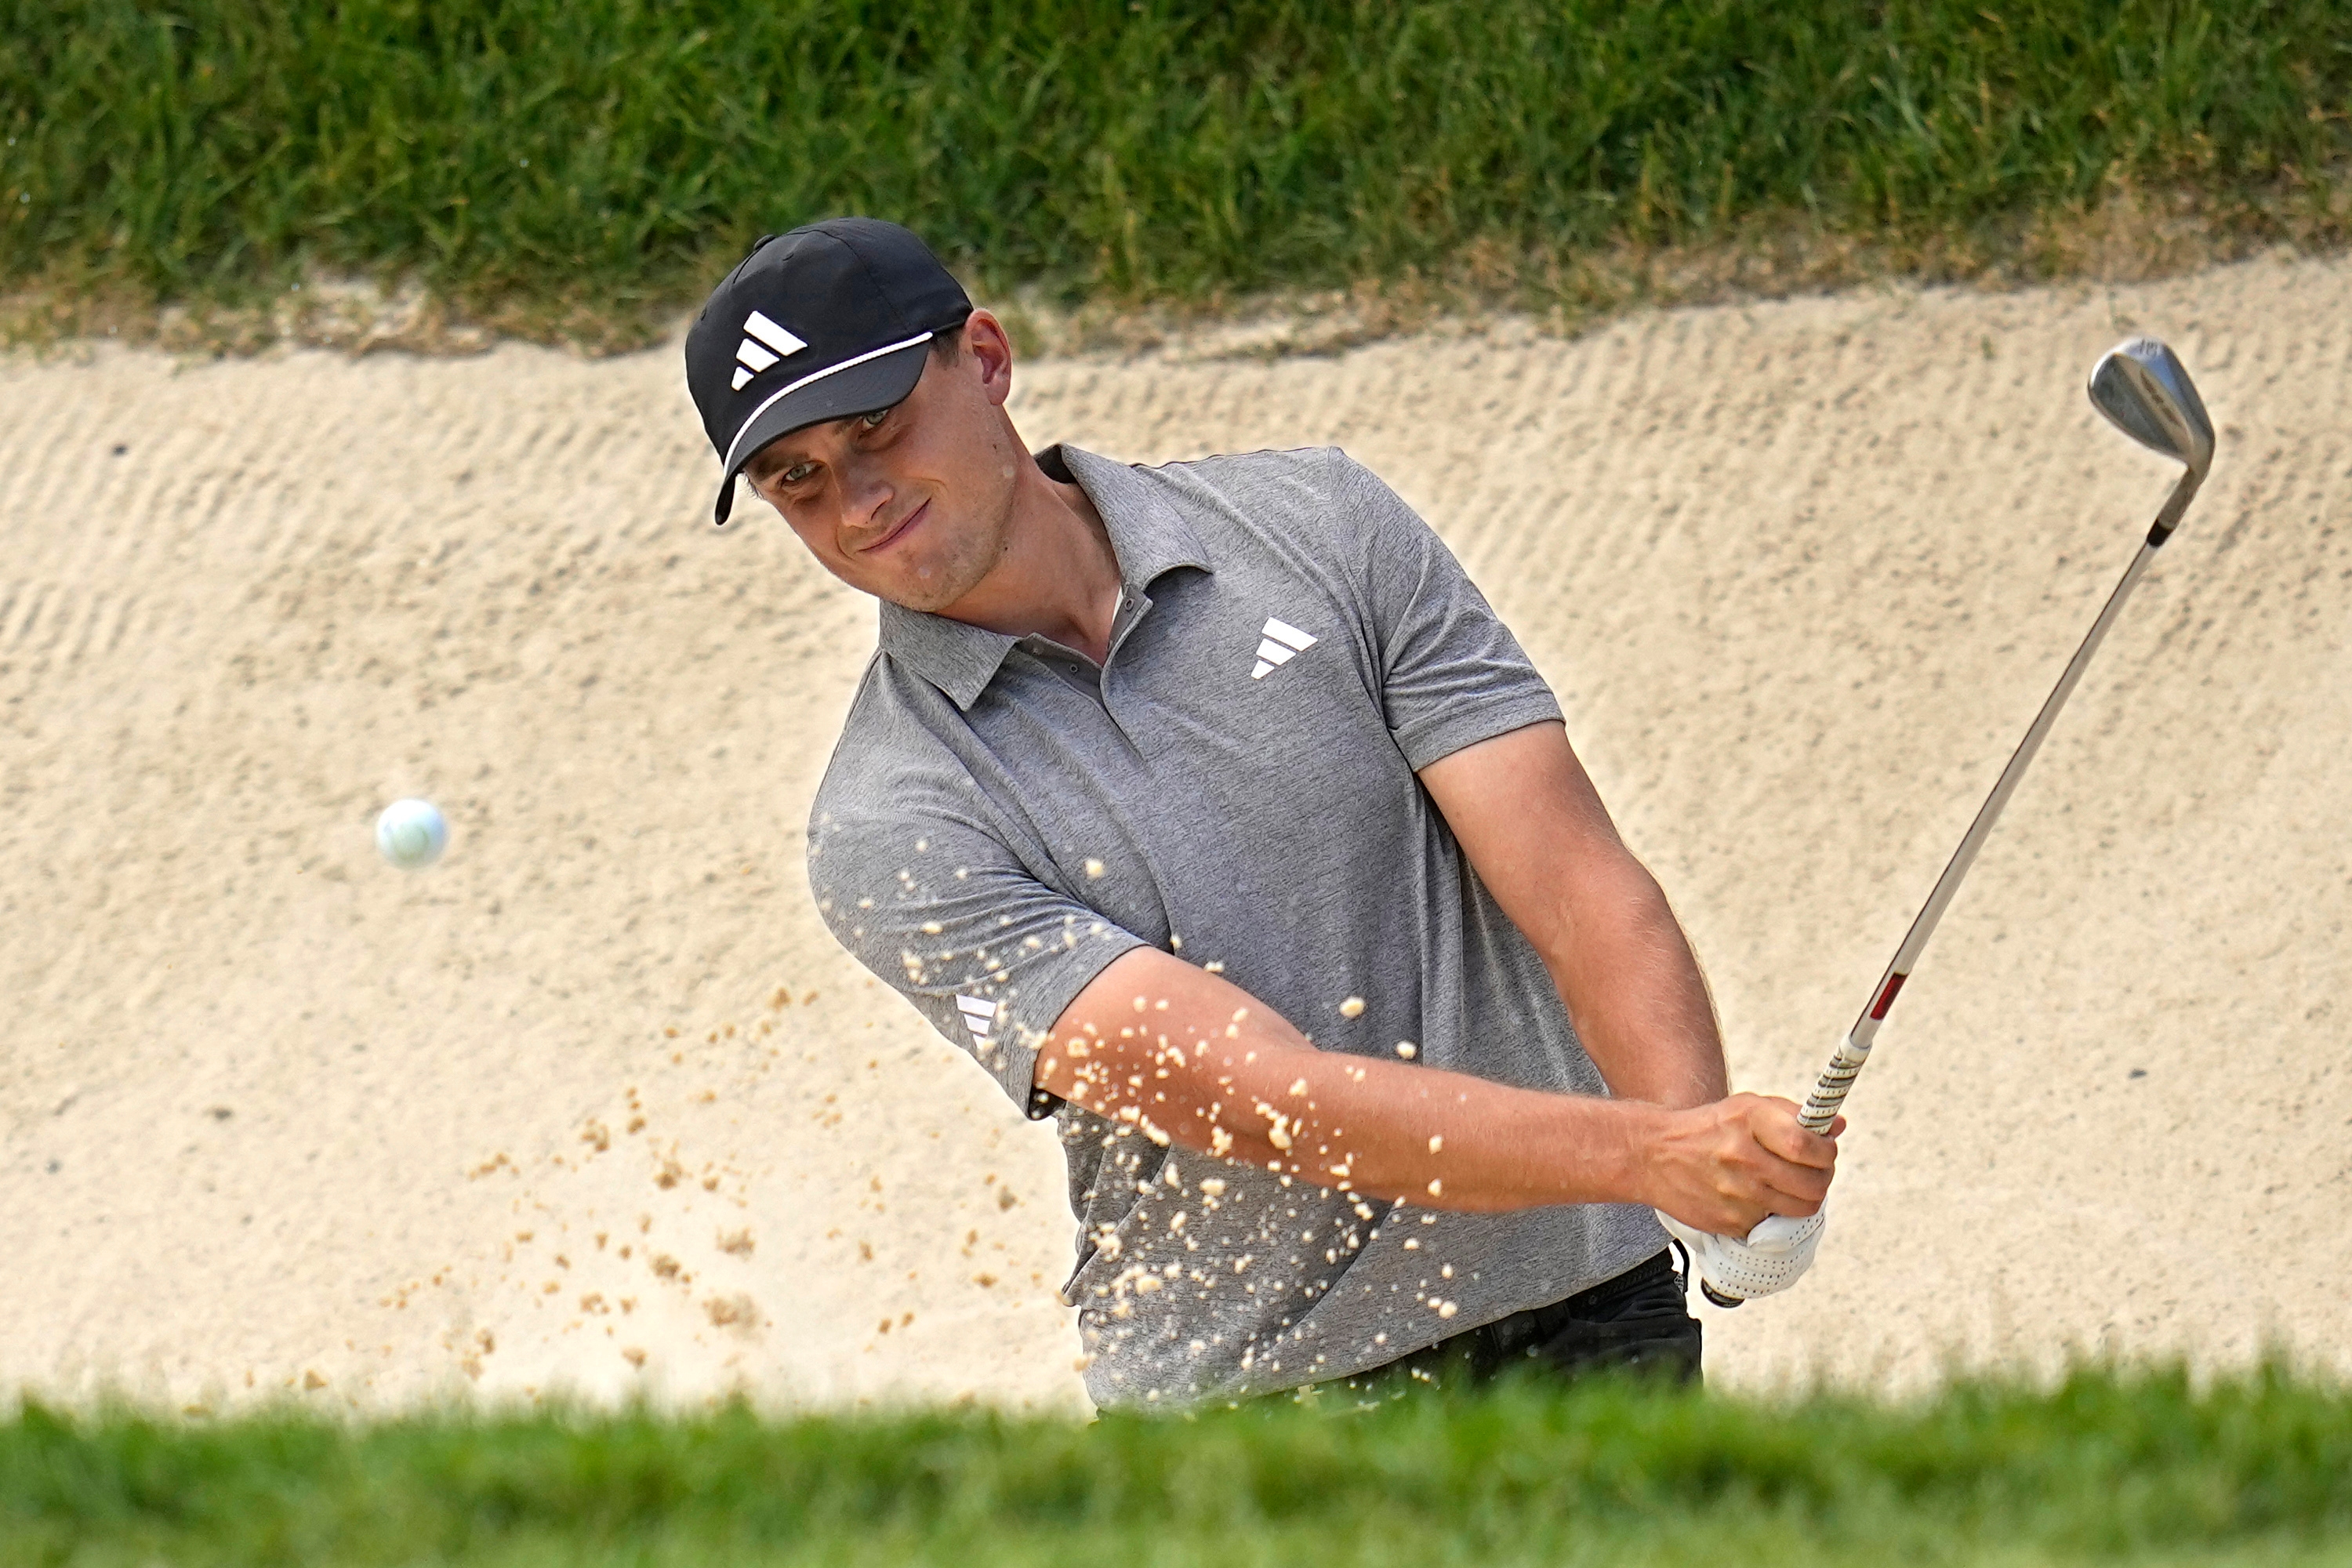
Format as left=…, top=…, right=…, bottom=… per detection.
left=5, top=1, right=2352, bottom=347
left=7, top=1367, right=2352, bottom=1566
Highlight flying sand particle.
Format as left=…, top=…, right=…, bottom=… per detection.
left=1338, top=996, right=1366, bottom=1018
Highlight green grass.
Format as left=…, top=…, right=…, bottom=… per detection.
left=4, top=2, right=2351, bottom=347
left=8, top=1366, right=2352, bottom=1566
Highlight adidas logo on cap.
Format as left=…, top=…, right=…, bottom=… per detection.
left=730, top=310, right=808, bottom=391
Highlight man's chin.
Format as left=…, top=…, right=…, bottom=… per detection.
left=843, top=517, right=1000, bottom=613
left=874, top=567, right=986, bottom=616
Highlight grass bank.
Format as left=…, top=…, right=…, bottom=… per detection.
left=5, top=1, right=2351, bottom=349
left=6, top=1367, right=2352, bottom=1566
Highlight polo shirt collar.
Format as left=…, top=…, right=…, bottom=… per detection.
left=877, top=443, right=1213, bottom=710
left=1054, top=444, right=1214, bottom=586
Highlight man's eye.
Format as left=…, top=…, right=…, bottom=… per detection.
left=858, top=408, right=890, bottom=430
left=779, top=463, right=815, bottom=485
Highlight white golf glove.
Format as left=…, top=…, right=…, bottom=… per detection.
left=1654, top=1207, right=1826, bottom=1306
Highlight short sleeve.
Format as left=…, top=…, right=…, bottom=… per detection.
left=807, top=785, right=1148, bottom=1118
left=1330, top=452, right=1564, bottom=770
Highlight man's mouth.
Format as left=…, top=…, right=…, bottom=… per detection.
left=858, top=501, right=928, bottom=555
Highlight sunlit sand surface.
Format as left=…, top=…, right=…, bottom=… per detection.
left=5, top=252, right=2348, bottom=1413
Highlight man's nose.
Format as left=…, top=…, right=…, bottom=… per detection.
left=839, top=459, right=894, bottom=528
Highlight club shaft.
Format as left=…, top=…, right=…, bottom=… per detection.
left=1795, top=473, right=2196, bottom=1134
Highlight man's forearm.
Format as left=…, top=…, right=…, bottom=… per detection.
left=1040, top=949, right=1835, bottom=1232
left=1538, top=856, right=1728, bottom=1111
left=1416, top=723, right=1728, bottom=1111
left=1036, top=948, right=1663, bottom=1212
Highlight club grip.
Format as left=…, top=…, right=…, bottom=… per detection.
left=1797, top=1033, right=1871, bottom=1134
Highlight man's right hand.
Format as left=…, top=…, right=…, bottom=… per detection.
left=1639, top=1093, right=1841, bottom=1236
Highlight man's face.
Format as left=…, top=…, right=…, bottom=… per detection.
left=739, top=318, right=1022, bottom=614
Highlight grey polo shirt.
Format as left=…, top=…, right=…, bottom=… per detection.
left=807, top=443, right=1663, bottom=1408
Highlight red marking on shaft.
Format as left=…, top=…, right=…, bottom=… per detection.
left=1870, top=972, right=1908, bottom=1021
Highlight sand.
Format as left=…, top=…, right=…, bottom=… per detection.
left=5, top=252, right=2350, bottom=1416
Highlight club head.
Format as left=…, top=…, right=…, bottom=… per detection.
left=2089, top=337, right=2214, bottom=480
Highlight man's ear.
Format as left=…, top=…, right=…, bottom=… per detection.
left=962, top=310, right=1014, bottom=408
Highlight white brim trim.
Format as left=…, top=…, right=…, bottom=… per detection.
left=720, top=330, right=938, bottom=474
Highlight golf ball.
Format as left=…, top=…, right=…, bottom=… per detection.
left=375, top=798, right=449, bottom=870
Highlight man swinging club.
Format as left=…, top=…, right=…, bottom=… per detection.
left=683, top=218, right=1838, bottom=1410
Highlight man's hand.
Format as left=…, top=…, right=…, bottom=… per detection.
left=1640, top=1094, right=1842, bottom=1236
left=1656, top=1207, right=1828, bottom=1304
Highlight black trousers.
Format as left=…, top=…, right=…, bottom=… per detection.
left=1272, top=1249, right=1701, bottom=1407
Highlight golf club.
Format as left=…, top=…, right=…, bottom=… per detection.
left=1672, top=336, right=2216, bottom=1308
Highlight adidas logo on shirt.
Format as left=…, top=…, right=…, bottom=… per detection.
left=730, top=309, right=808, bottom=391
left=956, top=993, right=999, bottom=1044
left=1250, top=616, right=1318, bottom=680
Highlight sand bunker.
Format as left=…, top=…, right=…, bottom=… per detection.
left=5, top=253, right=2350, bottom=1414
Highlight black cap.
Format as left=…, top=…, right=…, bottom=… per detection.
left=685, top=218, right=972, bottom=525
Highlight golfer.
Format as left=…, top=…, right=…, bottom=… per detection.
left=684, top=219, right=1839, bottom=1410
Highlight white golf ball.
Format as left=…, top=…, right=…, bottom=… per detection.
left=375, top=798, right=449, bottom=870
